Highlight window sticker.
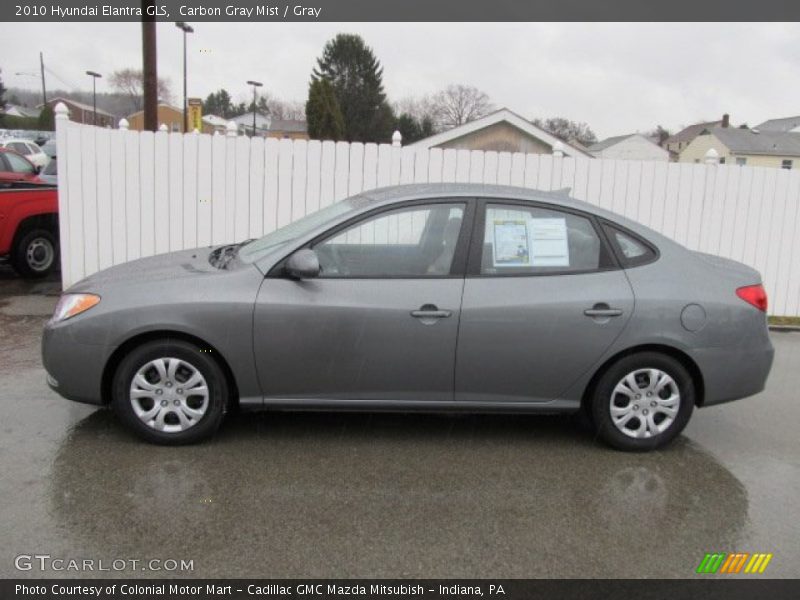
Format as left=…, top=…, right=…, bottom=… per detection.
left=493, top=219, right=531, bottom=267
left=529, top=218, right=570, bottom=266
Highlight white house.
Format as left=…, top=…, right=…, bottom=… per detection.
left=587, top=134, right=669, bottom=161
left=407, top=108, right=592, bottom=158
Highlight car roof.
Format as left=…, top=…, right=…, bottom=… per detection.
left=359, top=182, right=606, bottom=220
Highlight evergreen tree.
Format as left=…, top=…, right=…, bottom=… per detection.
left=312, top=34, right=393, bottom=143
left=202, top=89, right=235, bottom=118
left=37, top=104, right=55, bottom=131
left=306, top=78, right=345, bottom=141
left=395, top=112, right=436, bottom=144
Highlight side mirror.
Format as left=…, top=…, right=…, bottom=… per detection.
left=285, top=249, right=320, bottom=280
left=34, top=165, right=42, bottom=174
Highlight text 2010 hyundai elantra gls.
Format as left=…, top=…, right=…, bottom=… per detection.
left=42, top=184, right=774, bottom=450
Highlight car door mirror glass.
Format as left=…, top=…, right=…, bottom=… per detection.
left=285, top=249, right=320, bottom=279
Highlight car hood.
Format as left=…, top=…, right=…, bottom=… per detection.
left=68, top=247, right=222, bottom=292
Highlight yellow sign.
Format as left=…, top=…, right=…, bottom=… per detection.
left=187, top=98, right=202, bottom=133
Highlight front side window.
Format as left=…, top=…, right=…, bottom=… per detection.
left=480, top=203, right=602, bottom=275
left=4, top=152, right=35, bottom=174
left=315, top=203, right=465, bottom=278
left=736, top=157, right=747, bottom=166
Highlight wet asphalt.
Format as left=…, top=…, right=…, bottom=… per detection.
left=0, top=265, right=798, bottom=579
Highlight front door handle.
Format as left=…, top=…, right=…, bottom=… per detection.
left=584, top=303, right=623, bottom=318
left=411, top=304, right=452, bottom=319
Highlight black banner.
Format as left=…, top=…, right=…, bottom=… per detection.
left=3, top=0, right=800, bottom=23
left=3, top=580, right=800, bottom=600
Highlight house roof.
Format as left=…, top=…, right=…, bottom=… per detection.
left=406, top=108, right=592, bottom=158
left=587, top=133, right=638, bottom=152
left=755, top=116, right=800, bottom=133
left=665, top=120, right=722, bottom=145
left=230, top=112, right=271, bottom=128
left=202, top=114, right=228, bottom=126
left=704, top=127, right=800, bottom=157
left=48, top=96, right=114, bottom=118
left=4, top=104, right=41, bottom=118
left=270, top=119, right=307, bottom=133
left=588, top=133, right=666, bottom=154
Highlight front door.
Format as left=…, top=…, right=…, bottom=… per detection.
left=455, top=200, right=634, bottom=403
left=254, top=201, right=471, bottom=403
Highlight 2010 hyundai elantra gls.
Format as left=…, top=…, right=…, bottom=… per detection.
left=42, top=183, right=774, bottom=450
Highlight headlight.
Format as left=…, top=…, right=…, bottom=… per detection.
left=50, top=293, right=101, bottom=324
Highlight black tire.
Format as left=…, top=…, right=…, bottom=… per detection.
left=11, top=227, right=59, bottom=278
left=111, top=339, right=227, bottom=445
left=591, top=352, right=695, bottom=452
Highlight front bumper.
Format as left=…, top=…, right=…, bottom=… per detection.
left=42, top=323, right=111, bottom=406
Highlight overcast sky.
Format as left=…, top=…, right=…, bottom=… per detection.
left=2, top=22, right=799, bottom=138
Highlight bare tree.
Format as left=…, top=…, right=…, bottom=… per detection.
left=109, top=69, right=172, bottom=113
left=263, top=95, right=306, bottom=121
left=429, top=84, right=493, bottom=130
left=532, top=117, right=597, bottom=146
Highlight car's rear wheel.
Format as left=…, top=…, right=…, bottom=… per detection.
left=111, top=340, right=227, bottom=444
left=11, top=227, right=58, bottom=278
left=591, top=352, right=694, bottom=451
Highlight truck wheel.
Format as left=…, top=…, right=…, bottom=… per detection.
left=11, top=228, right=58, bottom=278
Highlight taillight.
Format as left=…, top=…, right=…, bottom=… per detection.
left=736, top=284, right=767, bottom=312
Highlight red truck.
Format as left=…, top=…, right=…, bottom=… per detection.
left=0, top=181, right=59, bottom=278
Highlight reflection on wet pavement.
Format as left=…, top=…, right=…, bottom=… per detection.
left=0, top=271, right=797, bottom=578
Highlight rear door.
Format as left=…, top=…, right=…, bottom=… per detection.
left=455, top=200, right=634, bottom=403
left=254, top=200, right=474, bottom=403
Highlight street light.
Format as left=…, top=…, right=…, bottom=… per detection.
left=85, top=71, right=102, bottom=126
left=246, top=80, right=263, bottom=137
left=175, top=21, right=194, bottom=132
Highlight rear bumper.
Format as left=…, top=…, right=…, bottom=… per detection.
left=693, top=341, right=775, bottom=407
left=42, top=323, right=110, bottom=406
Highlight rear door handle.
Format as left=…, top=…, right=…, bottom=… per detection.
left=411, top=304, right=452, bottom=319
left=584, top=304, right=623, bottom=318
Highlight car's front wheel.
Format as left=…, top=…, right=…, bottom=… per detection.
left=111, top=340, right=227, bottom=444
left=591, top=352, right=694, bottom=451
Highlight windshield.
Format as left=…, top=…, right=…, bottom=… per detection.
left=237, top=196, right=367, bottom=263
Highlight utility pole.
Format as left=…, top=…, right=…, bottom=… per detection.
left=39, top=52, right=47, bottom=106
left=175, top=22, right=194, bottom=133
left=246, top=80, right=263, bottom=137
left=86, top=71, right=102, bottom=125
left=141, top=2, right=158, bottom=131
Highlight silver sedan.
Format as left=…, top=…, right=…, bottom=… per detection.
left=42, top=184, right=774, bottom=450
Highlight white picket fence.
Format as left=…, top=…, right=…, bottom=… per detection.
left=54, top=105, right=800, bottom=316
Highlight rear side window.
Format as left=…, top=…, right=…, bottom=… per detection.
left=603, top=223, right=657, bottom=267
left=9, top=142, right=31, bottom=156
left=480, top=203, right=606, bottom=275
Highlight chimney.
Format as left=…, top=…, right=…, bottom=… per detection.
left=722, top=114, right=730, bottom=128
